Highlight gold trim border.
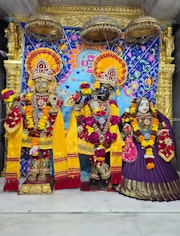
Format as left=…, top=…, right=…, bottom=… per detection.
left=15, top=5, right=142, bottom=27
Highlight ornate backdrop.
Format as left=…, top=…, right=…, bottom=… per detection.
left=21, top=23, right=160, bottom=129
left=2, top=5, right=175, bottom=176
left=18, top=23, right=160, bottom=175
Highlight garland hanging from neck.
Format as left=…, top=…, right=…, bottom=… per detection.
left=122, top=99, right=159, bottom=170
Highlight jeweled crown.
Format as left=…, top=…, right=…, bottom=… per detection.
left=32, top=59, right=52, bottom=81
left=93, top=51, right=128, bottom=88
left=25, top=48, right=62, bottom=81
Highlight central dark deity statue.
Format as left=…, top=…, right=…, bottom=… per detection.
left=68, top=51, right=128, bottom=190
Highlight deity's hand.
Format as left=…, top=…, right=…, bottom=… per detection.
left=57, top=98, right=63, bottom=108
left=1, top=88, right=22, bottom=113
left=72, top=91, right=82, bottom=104
left=123, top=123, right=132, bottom=135
left=49, top=95, right=63, bottom=109
left=157, top=122, right=169, bottom=136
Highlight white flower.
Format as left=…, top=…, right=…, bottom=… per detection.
left=164, top=137, right=173, bottom=146
left=29, top=145, right=39, bottom=156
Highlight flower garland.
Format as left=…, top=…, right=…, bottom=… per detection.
left=24, top=92, right=51, bottom=155
left=122, top=99, right=159, bottom=170
left=82, top=99, right=120, bottom=165
left=1, top=88, right=22, bottom=132
left=80, top=81, right=92, bottom=96
left=1, top=88, right=16, bottom=103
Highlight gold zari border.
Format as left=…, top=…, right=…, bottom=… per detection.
left=19, top=183, right=52, bottom=195
left=119, top=177, right=180, bottom=201
left=22, top=133, right=53, bottom=149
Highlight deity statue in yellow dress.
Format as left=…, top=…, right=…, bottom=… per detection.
left=2, top=48, right=68, bottom=194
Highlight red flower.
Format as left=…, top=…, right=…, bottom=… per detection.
left=95, top=110, right=106, bottom=116
left=1, top=89, right=14, bottom=100
left=105, top=131, right=117, bottom=144
left=49, top=115, right=56, bottom=124
left=110, top=116, right=120, bottom=125
left=95, top=148, right=106, bottom=157
left=57, top=99, right=63, bottom=107
left=88, top=132, right=99, bottom=143
left=84, top=116, right=94, bottom=126
left=109, top=100, right=117, bottom=106
left=80, top=82, right=90, bottom=89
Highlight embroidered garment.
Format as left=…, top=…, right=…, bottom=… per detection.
left=122, top=135, right=138, bottom=162
left=119, top=108, right=180, bottom=201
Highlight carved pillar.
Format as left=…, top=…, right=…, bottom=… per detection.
left=4, top=60, right=22, bottom=93
left=1, top=22, right=23, bottom=176
left=156, top=25, right=175, bottom=124
left=156, top=63, right=175, bottom=122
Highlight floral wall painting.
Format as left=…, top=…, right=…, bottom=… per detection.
left=18, top=24, right=160, bottom=175
left=21, top=25, right=160, bottom=129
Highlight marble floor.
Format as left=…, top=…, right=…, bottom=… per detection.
left=0, top=177, right=180, bottom=236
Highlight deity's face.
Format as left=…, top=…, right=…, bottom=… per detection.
left=138, top=97, right=150, bottom=114
left=35, top=77, right=49, bottom=93
left=97, top=83, right=112, bottom=101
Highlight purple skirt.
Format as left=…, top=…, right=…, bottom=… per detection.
left=119, top=142, right=180, bottom=201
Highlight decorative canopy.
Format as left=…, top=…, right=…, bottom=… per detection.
left=25, top=13, right=63, bottom=42
left=125, top=14, right=160, bottom=43
left=81, top=15, right=122, bottom=45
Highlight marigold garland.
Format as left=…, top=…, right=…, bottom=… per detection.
left=24, top=93, right=51, bottom=154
